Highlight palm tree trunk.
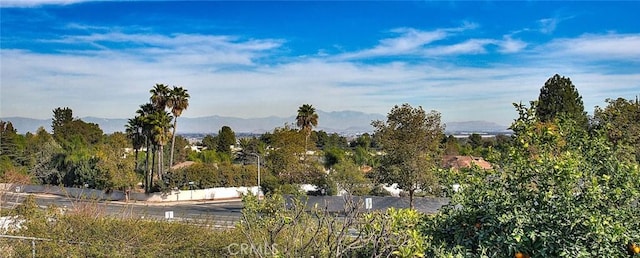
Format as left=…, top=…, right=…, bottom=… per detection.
left=169, top=118, right=177, bottom=168
left=134, top=149, right=139, bottom=171
left=151, top=145, right=156, bottom=190
left=304, top=132, right=310, bottom=161
left=144, top=138, right=151, bottom=193
left=409, top=189, right=415, bottom=210
left=157, top=146, right=163, bottom=182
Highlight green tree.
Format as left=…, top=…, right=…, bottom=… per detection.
left=351, top=133, right=373, bottom=150
left=27, top=127, right=63, bottom=184
left=263, top=125, right=308, bottom=188
left=296, top=104, right=318, bottom=157
left=372, top=103, right=444, bottom=209
left=330, top=158, right=370, bottom=195
left=468, top=133, right=483, bottom=150
left=167, top=86, right=190, bottom=167
left=312, top=130, right=328, bottom=148
left=237, top=137, right=266, bottom=165
left=425, top=102, right=640, bottom=257
left=58, top=141, right=99, bottom=188
left=94, top=133, right=137, bottom=192
left=323, top=147, right=345, bottom=169
left=442, top=134, right=460, bottom=155
left=171, top=135, right=190, bottom=165
left=536, top=74, right=588, bottom=127
left=352, top=146, right=374, bottom=167
left=45, top=108, right=104, bottom=187
left=201, top=134, right=216, bottom=150
left=0, top=121, right=27, bottom=169
left=594, top=97, right=640, bottom=163
left=51, top=107, right=103, bottom=148
left=51, top=107, right=73, bottom=143
left=216, top=126, right=236, bottom=156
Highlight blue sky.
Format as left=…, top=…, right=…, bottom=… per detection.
left=1, top=1, right=639, bottom=126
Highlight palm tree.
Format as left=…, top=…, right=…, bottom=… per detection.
left=296, top=104, right=319, bottom=157
left=136, top=103, right=154, bottom=192
left=125, top=116, right=144, bottom=198
left=147, top=110, right=173, bottom=182
left=150, top=83, right=171, bottom=111
left=125, top=117, right=144, bottom=171
left=167, top=86, right=190, bottom=168
left=148, top=83, right=172, bottom=188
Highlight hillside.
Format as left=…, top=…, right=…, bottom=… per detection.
left=2, top=111, right=509, bottom=135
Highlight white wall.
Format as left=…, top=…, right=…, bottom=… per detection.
left=0, top=183, right=258, bottom=203
left=130, top=186, right=260, bottom=202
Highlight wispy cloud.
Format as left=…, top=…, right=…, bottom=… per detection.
left=336, top=23, right=527, bottom=60
left=542, top=33, right=640, bottom=61
left=41, top=32, right=285, bottom=66
left=537, top=15, right=575, bottom=34
left=336, top=28, right=449, bottom=59
left=0, top=0, right=91, bottom=8
left=2, top=19, right=638, bottom=126
left=424, top=39, right=493, bottom=56
left=538, top=18, right=559, bottom=34
left=497, top=36, right=528, bottom=53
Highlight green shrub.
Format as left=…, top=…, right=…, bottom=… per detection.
left=422, top=104, right=640, bottom=257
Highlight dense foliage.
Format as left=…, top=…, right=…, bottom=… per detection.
left=2, top=195, right=242, bottom=257
left=423, top=103, right=640, bottom=257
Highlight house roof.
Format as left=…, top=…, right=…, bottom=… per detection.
left=442, top=155, right=493, bottom=170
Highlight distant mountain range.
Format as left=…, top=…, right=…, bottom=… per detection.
left=1, top=110, right=510, bottom=135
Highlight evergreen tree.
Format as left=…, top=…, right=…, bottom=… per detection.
left=536, top=74, right=588, bottom=127
left=216, top=126, right=236, bottom=156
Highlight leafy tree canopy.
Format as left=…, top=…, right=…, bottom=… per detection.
left=371, top=103, right=444, bottom=208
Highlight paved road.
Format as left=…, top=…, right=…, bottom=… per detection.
left=1, top=192, right=242, bottom=228
left=2, top=193, right=451, bottom=229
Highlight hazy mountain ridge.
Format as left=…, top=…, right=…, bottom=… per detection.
left=444, top=121, right=510, bottom=133
left=2, top=111, right=509, bottom=135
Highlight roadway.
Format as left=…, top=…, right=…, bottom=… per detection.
left=1, top=192, right=450, bottom=228
left=1, top=192, right=243, bottom=228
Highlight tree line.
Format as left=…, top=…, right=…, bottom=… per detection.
left=2, top=75, right=639, bottom=203
left=2, top=74, right=639, bottom=256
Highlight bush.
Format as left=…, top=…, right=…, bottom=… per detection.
left=422, top=104, right=640, bottom=257
left=6, top=203, right=245, bottom=257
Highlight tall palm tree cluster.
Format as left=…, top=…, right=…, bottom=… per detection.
left=126, top=84, right=190, bottom=193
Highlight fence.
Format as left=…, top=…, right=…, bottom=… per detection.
left=0, top=234, right=50, bottom=258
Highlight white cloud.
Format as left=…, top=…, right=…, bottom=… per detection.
left=543, top=34, right=640, bottom=61
left=538, top=18, right=559, bottom=34
left=0, top=0, right=91, bottom=8
left=337, top=24, right=528, bottom=60
left=44, top=32, right=284, bottom=66
left=424, top=39, right=493, bottom=56
left=497, top=36, right=527, bottom=53
left=1, top=26, right=638, bottom=126
left=337, top=28, right=448, bottom=59
left=537, top=15, right=575, bottom=35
